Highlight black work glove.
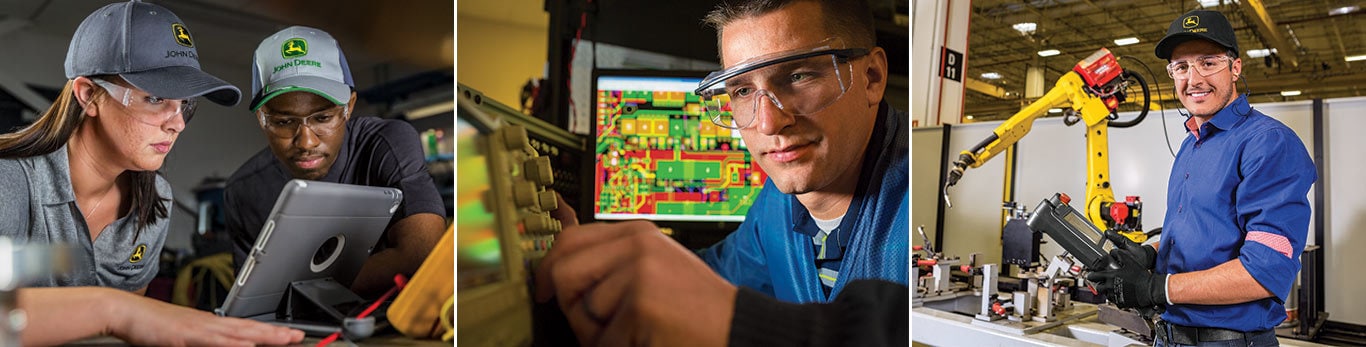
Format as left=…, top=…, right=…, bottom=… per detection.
left=1085, top=250, right=1167, bottom=309
left=1105, top=230, right=1157, bottom=270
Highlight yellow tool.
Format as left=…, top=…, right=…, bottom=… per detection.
left=945, top=48, right=1151, bottom=243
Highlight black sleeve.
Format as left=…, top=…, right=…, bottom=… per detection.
left=729, top=279, right=909, bottom=347
left=223, top=185, right=251, bottom=271
left=372, top=120, right=447, bottom=219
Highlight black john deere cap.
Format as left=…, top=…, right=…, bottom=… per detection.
left=1155, top=10, right=1239, bottom=60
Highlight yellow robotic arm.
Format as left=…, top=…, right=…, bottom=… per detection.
left=945, top=48, right=1150, bottom=242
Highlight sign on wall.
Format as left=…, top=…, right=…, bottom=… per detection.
left=941, top=47, right=963, bottom=82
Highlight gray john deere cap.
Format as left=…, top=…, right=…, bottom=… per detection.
left=65, top=0, right=241, bottom=106
left=250, top=25, right=355, bottom=111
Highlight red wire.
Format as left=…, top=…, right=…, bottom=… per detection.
left=315, top=274, right=410, bottom=346
left=316, top=333, right=340, bottom=346
left=566, top=0, right=592, bottom=123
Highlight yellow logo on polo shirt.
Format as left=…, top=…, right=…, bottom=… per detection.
left=1183, top=16, right=1200, bottom=29
left=129, top=244, right=147, bottom=263
left=172, top=23, right=194, bottom=48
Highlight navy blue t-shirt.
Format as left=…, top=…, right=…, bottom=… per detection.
left=224, top=115, right=447, bottom=270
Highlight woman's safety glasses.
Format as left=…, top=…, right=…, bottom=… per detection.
left=91, top=78, right=196, bottom=124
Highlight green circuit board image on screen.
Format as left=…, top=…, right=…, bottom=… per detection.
left=594, top=75, right=766, bottom=222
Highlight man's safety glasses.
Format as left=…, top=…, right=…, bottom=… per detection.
left=1166, top=55, right=1233, bottom=80
left=695, top=41, right=869, bottom=130
left=91, top=78, right=197, bottom=124
left=257, top=105, right=349, bottom=138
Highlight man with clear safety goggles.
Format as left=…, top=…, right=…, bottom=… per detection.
left=695, top=39, right=868, bottom=130
left=533, top=1, right=909, bottom=345
left=1081, top=9, right=1316, bottom=347
left=223, top=26, right=447, bottom=297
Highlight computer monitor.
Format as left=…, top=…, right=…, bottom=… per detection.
left=592, top=70, right=766, bottom=222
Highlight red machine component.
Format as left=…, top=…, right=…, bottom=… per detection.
left=1109, top=203, right=1130, bottom=226
left=1074, top=48, right=1123, bottom=87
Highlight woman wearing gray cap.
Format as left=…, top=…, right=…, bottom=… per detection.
left=0, top=1, right=302, bottom=345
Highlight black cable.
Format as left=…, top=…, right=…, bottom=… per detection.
left=1121, top=55, right=1177, bottom=158
left=1108, top=69, right=1149, bottom=128
left=27, top=0, right=52, bottom=20
left=1235, top=74, right=1253, bottom=115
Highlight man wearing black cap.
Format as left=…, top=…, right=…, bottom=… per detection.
left=1085, top=10, right=1316, bottom=347
left=223, top=26, right=447, bottom=296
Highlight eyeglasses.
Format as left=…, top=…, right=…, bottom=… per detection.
left=257, top=105, right=349, bottom=138
left=695, top=41, right=869, bottom=130
left=1166, top=55, right=1233, bottom=80
left=91, top=78, right=197, bottom=124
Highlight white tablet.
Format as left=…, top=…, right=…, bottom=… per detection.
left=217, top=179, right=402, bottom=319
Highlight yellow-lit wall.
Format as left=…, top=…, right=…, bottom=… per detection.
left=456, top=15, right=548, bottom=108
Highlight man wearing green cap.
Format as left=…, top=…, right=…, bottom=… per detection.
left=223, top=26, right=447, bottom=296
left=1085, top=10, right=1315, bottom=347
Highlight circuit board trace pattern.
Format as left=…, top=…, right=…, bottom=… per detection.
left=594, top=76, right=765, bottom=222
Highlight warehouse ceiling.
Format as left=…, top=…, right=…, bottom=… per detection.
left=962, top=0, right=1366, bottom=122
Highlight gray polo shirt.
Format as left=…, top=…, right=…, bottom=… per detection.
left=0, top=145, right=169, bottom=291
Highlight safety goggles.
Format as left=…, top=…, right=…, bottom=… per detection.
left=256, top=105, right=349, bottom=138
left=1166, top=54, right=1233, bottom=80
left=91, top=78, right=197, bottom=124
left=695, top=39, right=869, bottom=129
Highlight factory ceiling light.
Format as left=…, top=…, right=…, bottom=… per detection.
left=1329, top=6, right=1359, bottom=16
left=1247, top=49, right=1277, bottom=59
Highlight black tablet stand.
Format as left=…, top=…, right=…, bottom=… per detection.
left=276, top=277, right=381, bottom=339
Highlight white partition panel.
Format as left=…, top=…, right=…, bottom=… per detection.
left=1010, top=109, right=1185, bottom=262
left=1325, top=96, right=1366, bottom=325
left=939, top=122, right=1010, bottom=266
left=1257, top=101, right=1319, bottom=245
left=912, top=127, right=946, bottom=253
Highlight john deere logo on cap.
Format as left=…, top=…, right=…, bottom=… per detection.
left=172, top=24, right=194, bottom=47
left=129, top=244, right=147, bottom=263
left=282, top=38, right=309, bottom=59
left=1183, top=16, right=1200, bottom=29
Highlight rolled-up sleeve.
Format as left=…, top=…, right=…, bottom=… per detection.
left=1235, top=128, right=1316, bottom=302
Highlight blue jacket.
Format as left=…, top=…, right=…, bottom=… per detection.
left=698, top=102, right=909, bottom=303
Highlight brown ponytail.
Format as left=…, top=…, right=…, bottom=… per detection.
left=0, top=78, right=169, bottom=233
